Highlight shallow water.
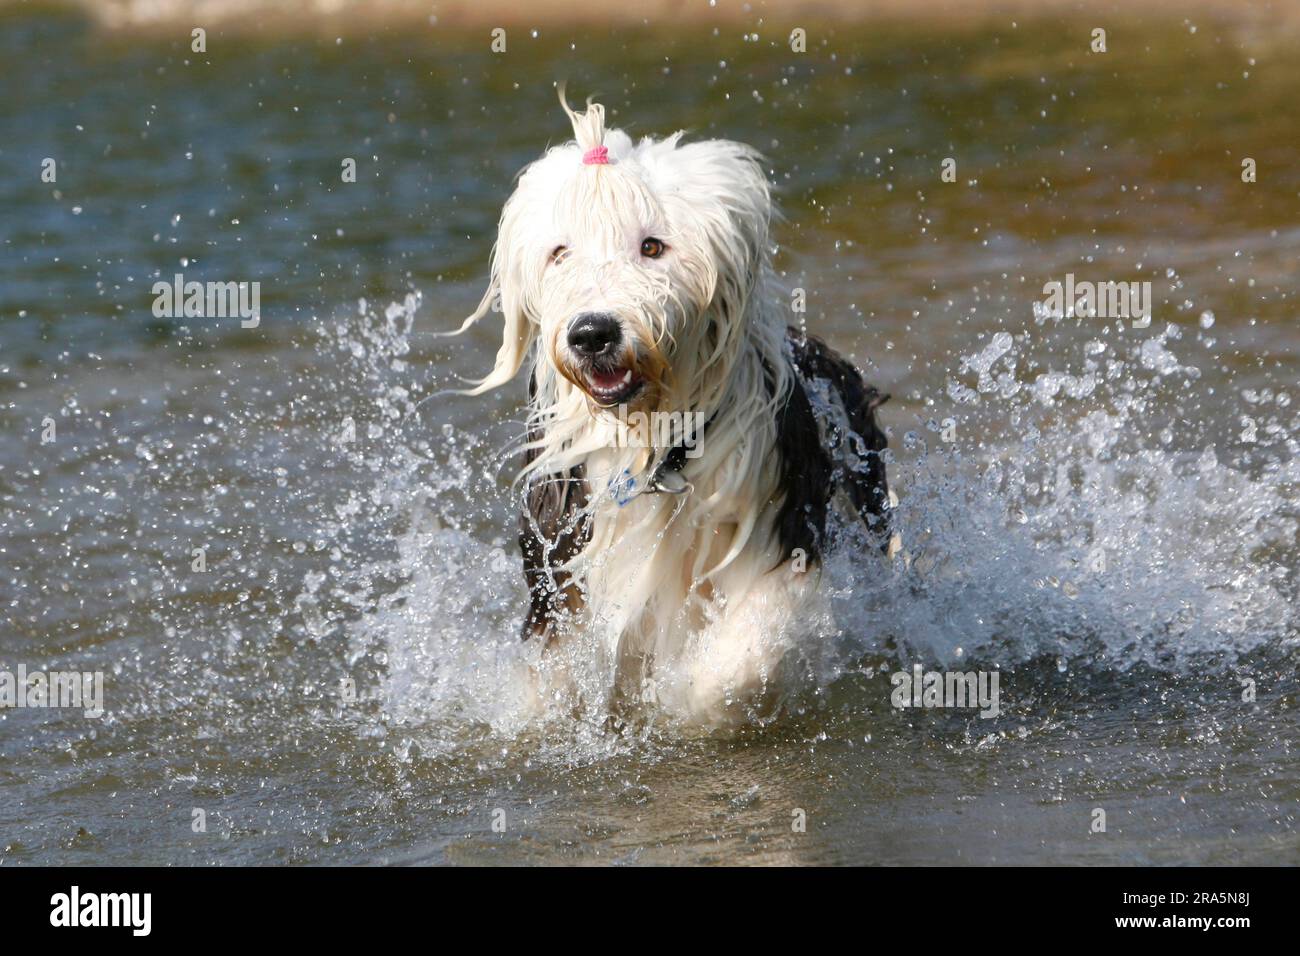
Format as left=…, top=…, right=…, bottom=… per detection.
left=0, top=10, right=1297, bottom=864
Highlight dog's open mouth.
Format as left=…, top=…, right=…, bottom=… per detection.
left=585, top=365, right=645, bottom=406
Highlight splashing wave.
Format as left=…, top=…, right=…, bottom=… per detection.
left=298, top=297, right=1297, bottom=745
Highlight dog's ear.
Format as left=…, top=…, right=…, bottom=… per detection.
left=652, top=138, right=773, bottom=409
left=449, top=186, right=538, bottom=396
left=456, top=88, right=609, bottom=395
left=668, top=139, right=773, bottom=317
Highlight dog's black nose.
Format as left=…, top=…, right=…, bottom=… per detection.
left=567, top=313, right=622, bottom=357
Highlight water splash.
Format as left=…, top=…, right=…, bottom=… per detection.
left=858, top=319, right=1297, bottom=673
left=298, top=298, right=1297, bottom=750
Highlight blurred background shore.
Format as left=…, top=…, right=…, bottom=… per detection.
left=4, top=0, right=1300, bottom=33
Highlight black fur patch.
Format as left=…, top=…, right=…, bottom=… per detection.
left=776, top=327, right=892, bottom=563
left=768, top=353, right=834, bottom=566
left=519, top=375, right=591, bottom=642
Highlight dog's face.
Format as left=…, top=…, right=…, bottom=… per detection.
left=466, top=99, right=773, bottom=417
left=529, top=147, right=681, bottom=411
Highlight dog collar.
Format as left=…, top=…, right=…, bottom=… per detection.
left=608, top=458, right=690, bottom=507
left=607, top=412, right=713, bottom=505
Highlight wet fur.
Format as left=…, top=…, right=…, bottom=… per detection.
left=456, top=94, right=893, bottom=721
left=521, top=326, right=890, bottom=641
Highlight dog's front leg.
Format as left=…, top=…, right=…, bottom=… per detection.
left=519, top=467, right=590, bottom=643
left=670, top=561, right=821, bottom=725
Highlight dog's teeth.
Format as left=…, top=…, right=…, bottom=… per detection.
left=620, top=369, right=632, bottom=384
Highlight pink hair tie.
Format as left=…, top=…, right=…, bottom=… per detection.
left=582, top=146, right=609, bottom=165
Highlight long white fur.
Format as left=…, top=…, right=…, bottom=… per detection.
left=458, top=91, right=817, bottom=724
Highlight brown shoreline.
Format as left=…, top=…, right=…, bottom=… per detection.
left=6, top=0, right=1299, bottom=34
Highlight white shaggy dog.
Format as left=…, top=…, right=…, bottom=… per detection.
left=454, top=92, right=892, bottom=726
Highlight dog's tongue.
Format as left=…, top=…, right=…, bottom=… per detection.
left=592, top=368, right=630, bottom=389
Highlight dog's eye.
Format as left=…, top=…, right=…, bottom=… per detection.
left=549, top=245, right=569, bottom=265
left=640, top=237, right=666, bottom=259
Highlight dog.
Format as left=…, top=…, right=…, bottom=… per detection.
left=452, top=92, right=893, bottom=725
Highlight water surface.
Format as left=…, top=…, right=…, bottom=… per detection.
left=0, top=10, right=1297, bottom=864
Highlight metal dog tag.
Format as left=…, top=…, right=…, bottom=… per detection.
left=650, top=470, right=690, bottom=495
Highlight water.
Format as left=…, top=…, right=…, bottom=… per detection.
left=1, top=9, right=1297, bottom=864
